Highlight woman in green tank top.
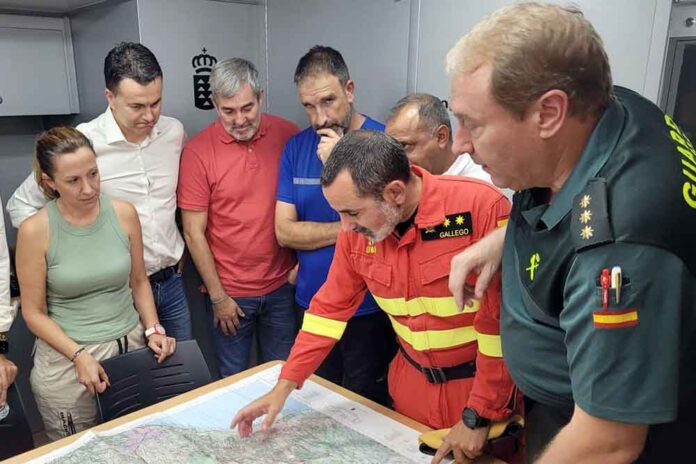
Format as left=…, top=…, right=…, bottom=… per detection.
left=15, top=127, right=177, bottom=441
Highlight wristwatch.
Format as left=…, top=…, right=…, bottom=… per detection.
left=144, top=323, right=166, bottom=338
left=0, top=332, right=8, bottom=354
left=462, top=407, right=490, bottom=429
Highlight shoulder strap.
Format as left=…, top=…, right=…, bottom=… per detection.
left=571, top=178, right=614, bottom=252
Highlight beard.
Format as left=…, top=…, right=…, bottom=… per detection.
left=313, top=105, right=353, bottom=134
left=354, top=201, right=402, bottom=242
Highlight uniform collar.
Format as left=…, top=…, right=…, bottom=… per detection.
left=412, top=165, right=447, bottom=229
left=102, top=107, right=162, bottom=146
left=216, top=113, right=269, bottom=144
left=535, top=96, right=624, bottom=229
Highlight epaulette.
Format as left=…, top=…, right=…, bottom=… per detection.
left=571, top=178, right=614, bottom=251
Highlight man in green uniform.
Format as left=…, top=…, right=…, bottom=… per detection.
left=442, top=3, right=696, bottom=463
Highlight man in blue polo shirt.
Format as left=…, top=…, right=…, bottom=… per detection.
left=275, top=45, right=395, bottom=405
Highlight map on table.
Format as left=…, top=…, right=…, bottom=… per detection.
left=28, top=364, right=433, bottom=463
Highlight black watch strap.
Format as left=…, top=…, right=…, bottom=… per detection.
left=0, top=331, right=8, bottom=354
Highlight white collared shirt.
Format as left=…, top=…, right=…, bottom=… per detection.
left=444, top=154, right=514, bottom=200
left=7, top=108, right=186, bottom=275
left=0, top=194, right=16, bottom=333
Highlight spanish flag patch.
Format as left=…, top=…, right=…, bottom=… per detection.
left=592, top=309, right=638, bottom=329
left=496, top=216, right=509, bottom=228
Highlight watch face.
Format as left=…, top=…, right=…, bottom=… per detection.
left=462, top=408, right=478, bottom=428
left=0, top=340, right=8, bottom=354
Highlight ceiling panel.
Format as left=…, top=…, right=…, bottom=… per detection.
left=0, top=0, right=107, bottom=13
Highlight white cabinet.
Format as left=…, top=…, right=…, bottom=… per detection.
left=0, top=14, right=79, bottom=116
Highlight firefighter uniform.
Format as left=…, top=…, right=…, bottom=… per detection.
left=501, top=87, right=696, bottom=462
left=280, top=166, right=517, bottom=430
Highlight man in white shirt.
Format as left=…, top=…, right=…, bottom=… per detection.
left=7, top=42, right=192, bottom=340
left=385, top=93, right=513, bottom=199
left=0, top=195, right=18, bottom=408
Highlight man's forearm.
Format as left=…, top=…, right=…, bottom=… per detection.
left=276, top=220, right=340, bottom=250
left=536, top=409, right=646, bottom=464
left=184, top=232, right=227, bottom=299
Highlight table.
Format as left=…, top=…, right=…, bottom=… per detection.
left=5, top=361, right=503, bottom=463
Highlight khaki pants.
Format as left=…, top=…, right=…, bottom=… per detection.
left=30, top=323, right=145, bottom=442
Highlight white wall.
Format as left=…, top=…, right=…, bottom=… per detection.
left=137, top=0, right=264, bottom=135
left=70, top=0, right=140, bottom=123
left=413, top=0, right=672, bottom=104
left=265, top=0, right=412, bottom=127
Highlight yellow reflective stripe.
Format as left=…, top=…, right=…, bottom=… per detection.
left=301, top=313, right=347, bottom=340
left=387, top=315, right=477, bottom=351
left=374, top=295, right=479, bottom=317
left=477, top=333, right=503, bottom=358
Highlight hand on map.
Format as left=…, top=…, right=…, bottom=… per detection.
left=449, top=226, right=505, bottom=310
left=231, top=379, right=296, bottom=437
left=74, top=351, right=110, bottom=396
left=213, top=297, right=246, bottom=336
left=0, top=354, right=17, bottom=406
left=148, top=334, right=176, bottom=363
left=316, top=128, right=343, bottom=164
left=432, top=420, right=491, bottom=464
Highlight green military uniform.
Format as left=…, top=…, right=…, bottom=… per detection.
left=501, top=86, right=696, bottom=462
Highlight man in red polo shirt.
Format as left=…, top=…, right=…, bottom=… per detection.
left=232, top=130, right=522, bottom=462
left=178, top=58, right=299, bottom=377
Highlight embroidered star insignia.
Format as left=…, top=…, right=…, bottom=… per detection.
left=580, top=225, right=594, bottom=240
left=443, top=218, right=451, bottom=228
left=455, top=215, right=465, bottom=225
left=579, top=194, right=591, bottom=209
left=579, top=210, right=592, bottom=224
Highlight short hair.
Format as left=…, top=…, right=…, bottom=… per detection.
left=320, top=130, right=410, bottom=199
left=104, top=42, right=162, bottom=93
left=294, top=45, right=350, bottom=86
left=33, top=127, right=95, bottom=200
left=210, top=58, right=261, bottom=101
left=387, top=93, right=452, bottom=133
left=446, top=2, right=613, bottom=119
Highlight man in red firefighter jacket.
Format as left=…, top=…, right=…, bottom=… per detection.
left=233, top=130, right=519, bottom=462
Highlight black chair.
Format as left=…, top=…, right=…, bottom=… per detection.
left=97, top=340, right=212, bottom=422
left=0, top=384, right=34, bottom=460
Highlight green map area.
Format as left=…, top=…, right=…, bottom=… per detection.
left=47, top=409, right=416, bottom=464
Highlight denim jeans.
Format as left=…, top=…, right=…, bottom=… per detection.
left=206, top=282, right=296, bottom=377
left=150, top=271, right=193, bottom=341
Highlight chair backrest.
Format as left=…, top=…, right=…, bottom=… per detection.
left=0, top=384, right=34, bottom=460
left=97, top=340, right=212, bottom=422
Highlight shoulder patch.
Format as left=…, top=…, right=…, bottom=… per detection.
left=571, top=178, right=613, bottom=251
left=421, top=212, right=472, bottom=241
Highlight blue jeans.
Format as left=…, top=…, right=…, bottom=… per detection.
left=206, top=283, right=296, bottom=377
left=150, top=271, right=193, bottom=341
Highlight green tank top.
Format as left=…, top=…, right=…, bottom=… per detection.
left=46, top=194, right=139, bottom=344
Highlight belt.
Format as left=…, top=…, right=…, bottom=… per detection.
left=399, top=344, right=476, bottom=384
left=148, top=265, right=177, bottom=283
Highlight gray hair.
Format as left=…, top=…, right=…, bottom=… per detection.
left=320, top=130, right=410, bottom=199
left=210, top=58, right=261, bottom=101
left=387, top=93, right=451, bottom=133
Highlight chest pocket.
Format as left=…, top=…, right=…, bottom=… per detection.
left=418, top=250, right=456, bottom=287
left=514, top=216, right=575, bottom=323
left=351, top=252, right=392, bottom=291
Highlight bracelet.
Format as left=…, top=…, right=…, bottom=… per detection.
left=69, top=346, right=86, bottom=363
left=211, top=294, right=230, bottom=306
